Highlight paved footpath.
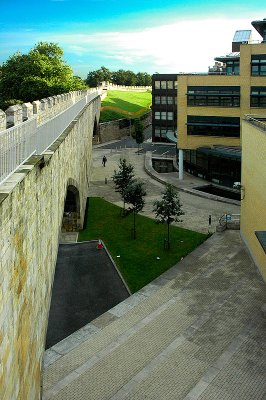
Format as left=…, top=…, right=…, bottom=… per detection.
left=42, top=146, right=266, bottom=400
left=42, top=230, right=266, bottom=399
left=87, top=146, right=240, bottom=234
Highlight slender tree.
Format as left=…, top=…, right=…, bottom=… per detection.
left=124, top=180, right=146, bottom=239
left=134, top=118, right=144, bottom=154
left=153, top=184, right=184, bottom=249
left=112, top=158, right=135, bottom=213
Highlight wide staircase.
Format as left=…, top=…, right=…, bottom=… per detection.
left=42, top=231, right=266, bottom=400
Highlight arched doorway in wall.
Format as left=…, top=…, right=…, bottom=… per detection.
left=61, top=184, right=81, bottom=232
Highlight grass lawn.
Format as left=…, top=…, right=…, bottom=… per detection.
left=100, top=90, right=151, bottom=122
left=78, top=198, right=208, bottom=293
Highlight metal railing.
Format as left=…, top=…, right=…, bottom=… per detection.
left=219, top=213, right=240, bottom=229
left=244, top=114, right=266, bottom=131
left=36, top=96, right=87, bottom=154
left=0, top=117, right=37, bottom=183
left=0, top=91, right=100, bottom=185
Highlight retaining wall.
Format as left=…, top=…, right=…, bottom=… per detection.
left=98, top=111, right=151, bottom=144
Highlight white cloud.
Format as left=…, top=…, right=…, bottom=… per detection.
left=0, top=16, right=262, bottom=75
left=53, top=17, right=262, bottom=73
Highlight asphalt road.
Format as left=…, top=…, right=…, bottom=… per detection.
left=99, top=125, right=177, bottom=157
left=45, top=242, right=129, bottom=349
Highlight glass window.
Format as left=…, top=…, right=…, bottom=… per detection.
left=167, top=96, right=173, bottom=104
left=167, top=112, right=173, bottom=120
left=161, top=111, right=166, bottom=120
left=155, top=127, right=161, bottom=137
left=252, top=66, right=259, bottom=75
left=251, top=55, right=266, bottom=76
left=174, top=81, right=178, bottom=89
left=167, top=81, right=174, bottom=89
left=155, top=96, right=160, bottom=104
left=155, top=111, right=160, bottom=119
left=161, top=81, right=167, bottom=89
left=225, top=60, right=239, bottom=75
left=187, top=115, right=240, bottom=137
left=161, top=96, right=167, bottom=104
left=261, top=65, right=266, bottom=75
left=155, top=81, right=160, bottom=89
left=250, top=87, right=266, bottom=107
left=191, top=151, right=196, bottom=165
left=187, top=86, right=240, bottom=107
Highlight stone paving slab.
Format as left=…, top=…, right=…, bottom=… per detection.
left=42, top=231, right=266, bottom=400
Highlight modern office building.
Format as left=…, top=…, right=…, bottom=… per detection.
left=152, top=74, right=178, bottom=142
left=152, top=18, right=266, bottom=188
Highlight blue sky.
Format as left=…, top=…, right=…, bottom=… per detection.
left=0, top=0, right=265, bottom=78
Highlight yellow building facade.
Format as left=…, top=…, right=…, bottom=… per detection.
left=177, top=43, right=266, bottom=150
left=241, top=117, right=266, bottom=280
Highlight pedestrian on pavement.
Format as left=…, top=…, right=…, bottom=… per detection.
left=102, top=155, right=107, bottom=167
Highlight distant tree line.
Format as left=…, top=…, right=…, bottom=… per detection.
left=0, top=44, right=152, bottom=110
left=85, top=66, right=152, bottom=88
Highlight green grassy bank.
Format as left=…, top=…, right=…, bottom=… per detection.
left=100, top=90, right=152, bottom=122
left=78, top=198, right=208, bottom=293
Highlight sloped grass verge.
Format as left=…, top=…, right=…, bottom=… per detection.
left=78, top=198, right=208, bottom=293
left=100, top=90, right=151, bottom=122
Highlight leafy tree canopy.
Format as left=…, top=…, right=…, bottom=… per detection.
left=153, top=184, right=184, bottom=226
left=85, top=66, right=112, bottom=87
left=0, top=42, right=86, bottom=107
left=124, top=180, right=146, bottom=214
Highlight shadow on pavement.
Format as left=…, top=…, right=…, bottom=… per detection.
left=45, top=241, right=130, bottom=349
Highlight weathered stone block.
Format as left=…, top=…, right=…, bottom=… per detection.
left=6, top=105, right=23, bottom=127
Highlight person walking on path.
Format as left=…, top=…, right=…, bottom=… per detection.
left=102, top=155, right=107, bottom=167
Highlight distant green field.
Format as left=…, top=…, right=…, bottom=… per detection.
left=100, top=90, right=152, bottom=122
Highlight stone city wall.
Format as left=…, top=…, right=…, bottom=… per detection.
left=0, top=96, right=100, bottom=399
left=0, top=88, right=99, bottom=129
left=98, top=111, right=151, bottom=144
left=99, top=82, right=151, bottom=92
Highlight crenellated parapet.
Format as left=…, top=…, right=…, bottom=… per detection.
left=22, top=102, right=34, bottom=121
left=0, top=88, right=97, bottom=131
left=98, top=81, right=152, bottom=92
left=0, top=109, right=6, bottom=130
left=104, top=83, right=151, bottom=91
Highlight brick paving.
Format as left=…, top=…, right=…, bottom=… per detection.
left=42, top=146, right=266, bottom=400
